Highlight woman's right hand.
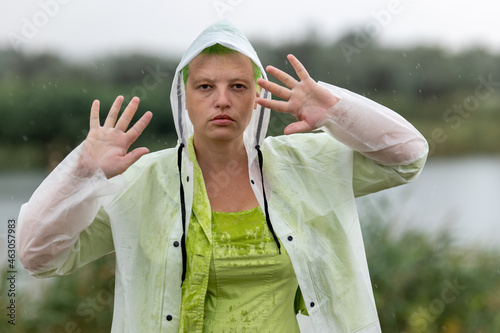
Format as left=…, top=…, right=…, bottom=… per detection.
left=81, top=96, right=153, bottom=179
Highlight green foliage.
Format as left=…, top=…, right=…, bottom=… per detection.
left=361, top=200, right=500, bottom=332
left=0, top=50, right=177, bottom=169
left=2, top=35, right=500, bottom=169
left=0, top=255, right=115, bottom=333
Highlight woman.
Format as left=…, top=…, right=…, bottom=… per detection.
left=18, top=21, right=428, bottom=332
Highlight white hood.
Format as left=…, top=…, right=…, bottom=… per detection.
left=169, top=20, right=272, bottom=163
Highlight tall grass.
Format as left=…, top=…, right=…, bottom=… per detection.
left=362, top=200, right=500, bottom=332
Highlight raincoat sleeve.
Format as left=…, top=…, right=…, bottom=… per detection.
left=17, top=143, right=126, bottom=277
left=317, top=82, right=428, bottom=196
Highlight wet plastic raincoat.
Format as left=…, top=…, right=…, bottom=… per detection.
left=18, top=21, right=428, bottom=332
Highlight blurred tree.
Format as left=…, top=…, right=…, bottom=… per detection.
left=2, top=33, right=500, bottom=169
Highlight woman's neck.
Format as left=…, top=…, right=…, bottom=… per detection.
left=193, top=135, right=248, bottom=172
left=191, top=135, right=259, bottom=213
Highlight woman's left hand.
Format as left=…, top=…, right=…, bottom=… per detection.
left=256, top=54, right=339, bottom=135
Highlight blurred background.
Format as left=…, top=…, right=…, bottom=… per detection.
left=1, top=0, right=500, bottom=332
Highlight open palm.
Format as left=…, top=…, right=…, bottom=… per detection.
left=256, top=54, right=339, bottom=135
left=82, top=96, right=152, bottom=179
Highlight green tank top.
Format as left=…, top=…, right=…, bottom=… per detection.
left=179, top=138, right=301, bottom=332
left=202, top=207, right=300, bottom=332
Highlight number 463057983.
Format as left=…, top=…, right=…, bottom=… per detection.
left=7, top=219, right=16, bottom=270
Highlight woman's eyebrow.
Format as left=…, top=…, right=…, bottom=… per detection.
left=190, top=76, right=252, bottom=85
left=189, top=77, right=215, bottom=85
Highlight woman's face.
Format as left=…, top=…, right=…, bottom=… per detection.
left=185, top=52, right=258, bottom=145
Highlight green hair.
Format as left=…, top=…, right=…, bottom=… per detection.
left=181, top=43, right=262, bottom=89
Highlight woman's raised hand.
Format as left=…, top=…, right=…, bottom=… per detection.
left=256, top=54, right=339, bottom=135
left=81, top=96, right=153, bottom=179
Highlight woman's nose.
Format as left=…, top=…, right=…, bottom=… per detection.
left=214, top=88, right=230, bottom=109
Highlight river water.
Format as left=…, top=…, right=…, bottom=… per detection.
left=356, top=154, right=500, bottom=250
left=2, top=155, right=499, bottom=253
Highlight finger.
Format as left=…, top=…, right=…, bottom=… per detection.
left=287, top=54, right=311, bottom=82
left=104, top=96, right=125, bottom=128
left=122, top=147, right=150, bottom=168
left=284, top=120, right=313, bottom=135
left=125, top=111, right=153, bottom=144
left=257, top=78, right=292, bottom=101
left=90, top=99, right=100, bottom=129
left=265, top=65, right=299, bottom=89
left=256, top=97, right=290, bottom=113
left=115, top=97, right=140, bottom=132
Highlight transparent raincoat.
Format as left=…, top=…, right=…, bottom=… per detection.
left=18, top=21, right=428, bottom=332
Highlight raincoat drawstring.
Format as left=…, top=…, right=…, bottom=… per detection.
left=177, top=143, right=188, bottom=286
left=256, top=145, right=281, bottom=254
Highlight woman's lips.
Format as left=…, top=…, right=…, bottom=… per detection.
left=211, top=114, right=234, bottom=125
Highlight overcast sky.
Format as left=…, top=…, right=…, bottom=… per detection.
left=1, top=0, right=499, bottom=61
